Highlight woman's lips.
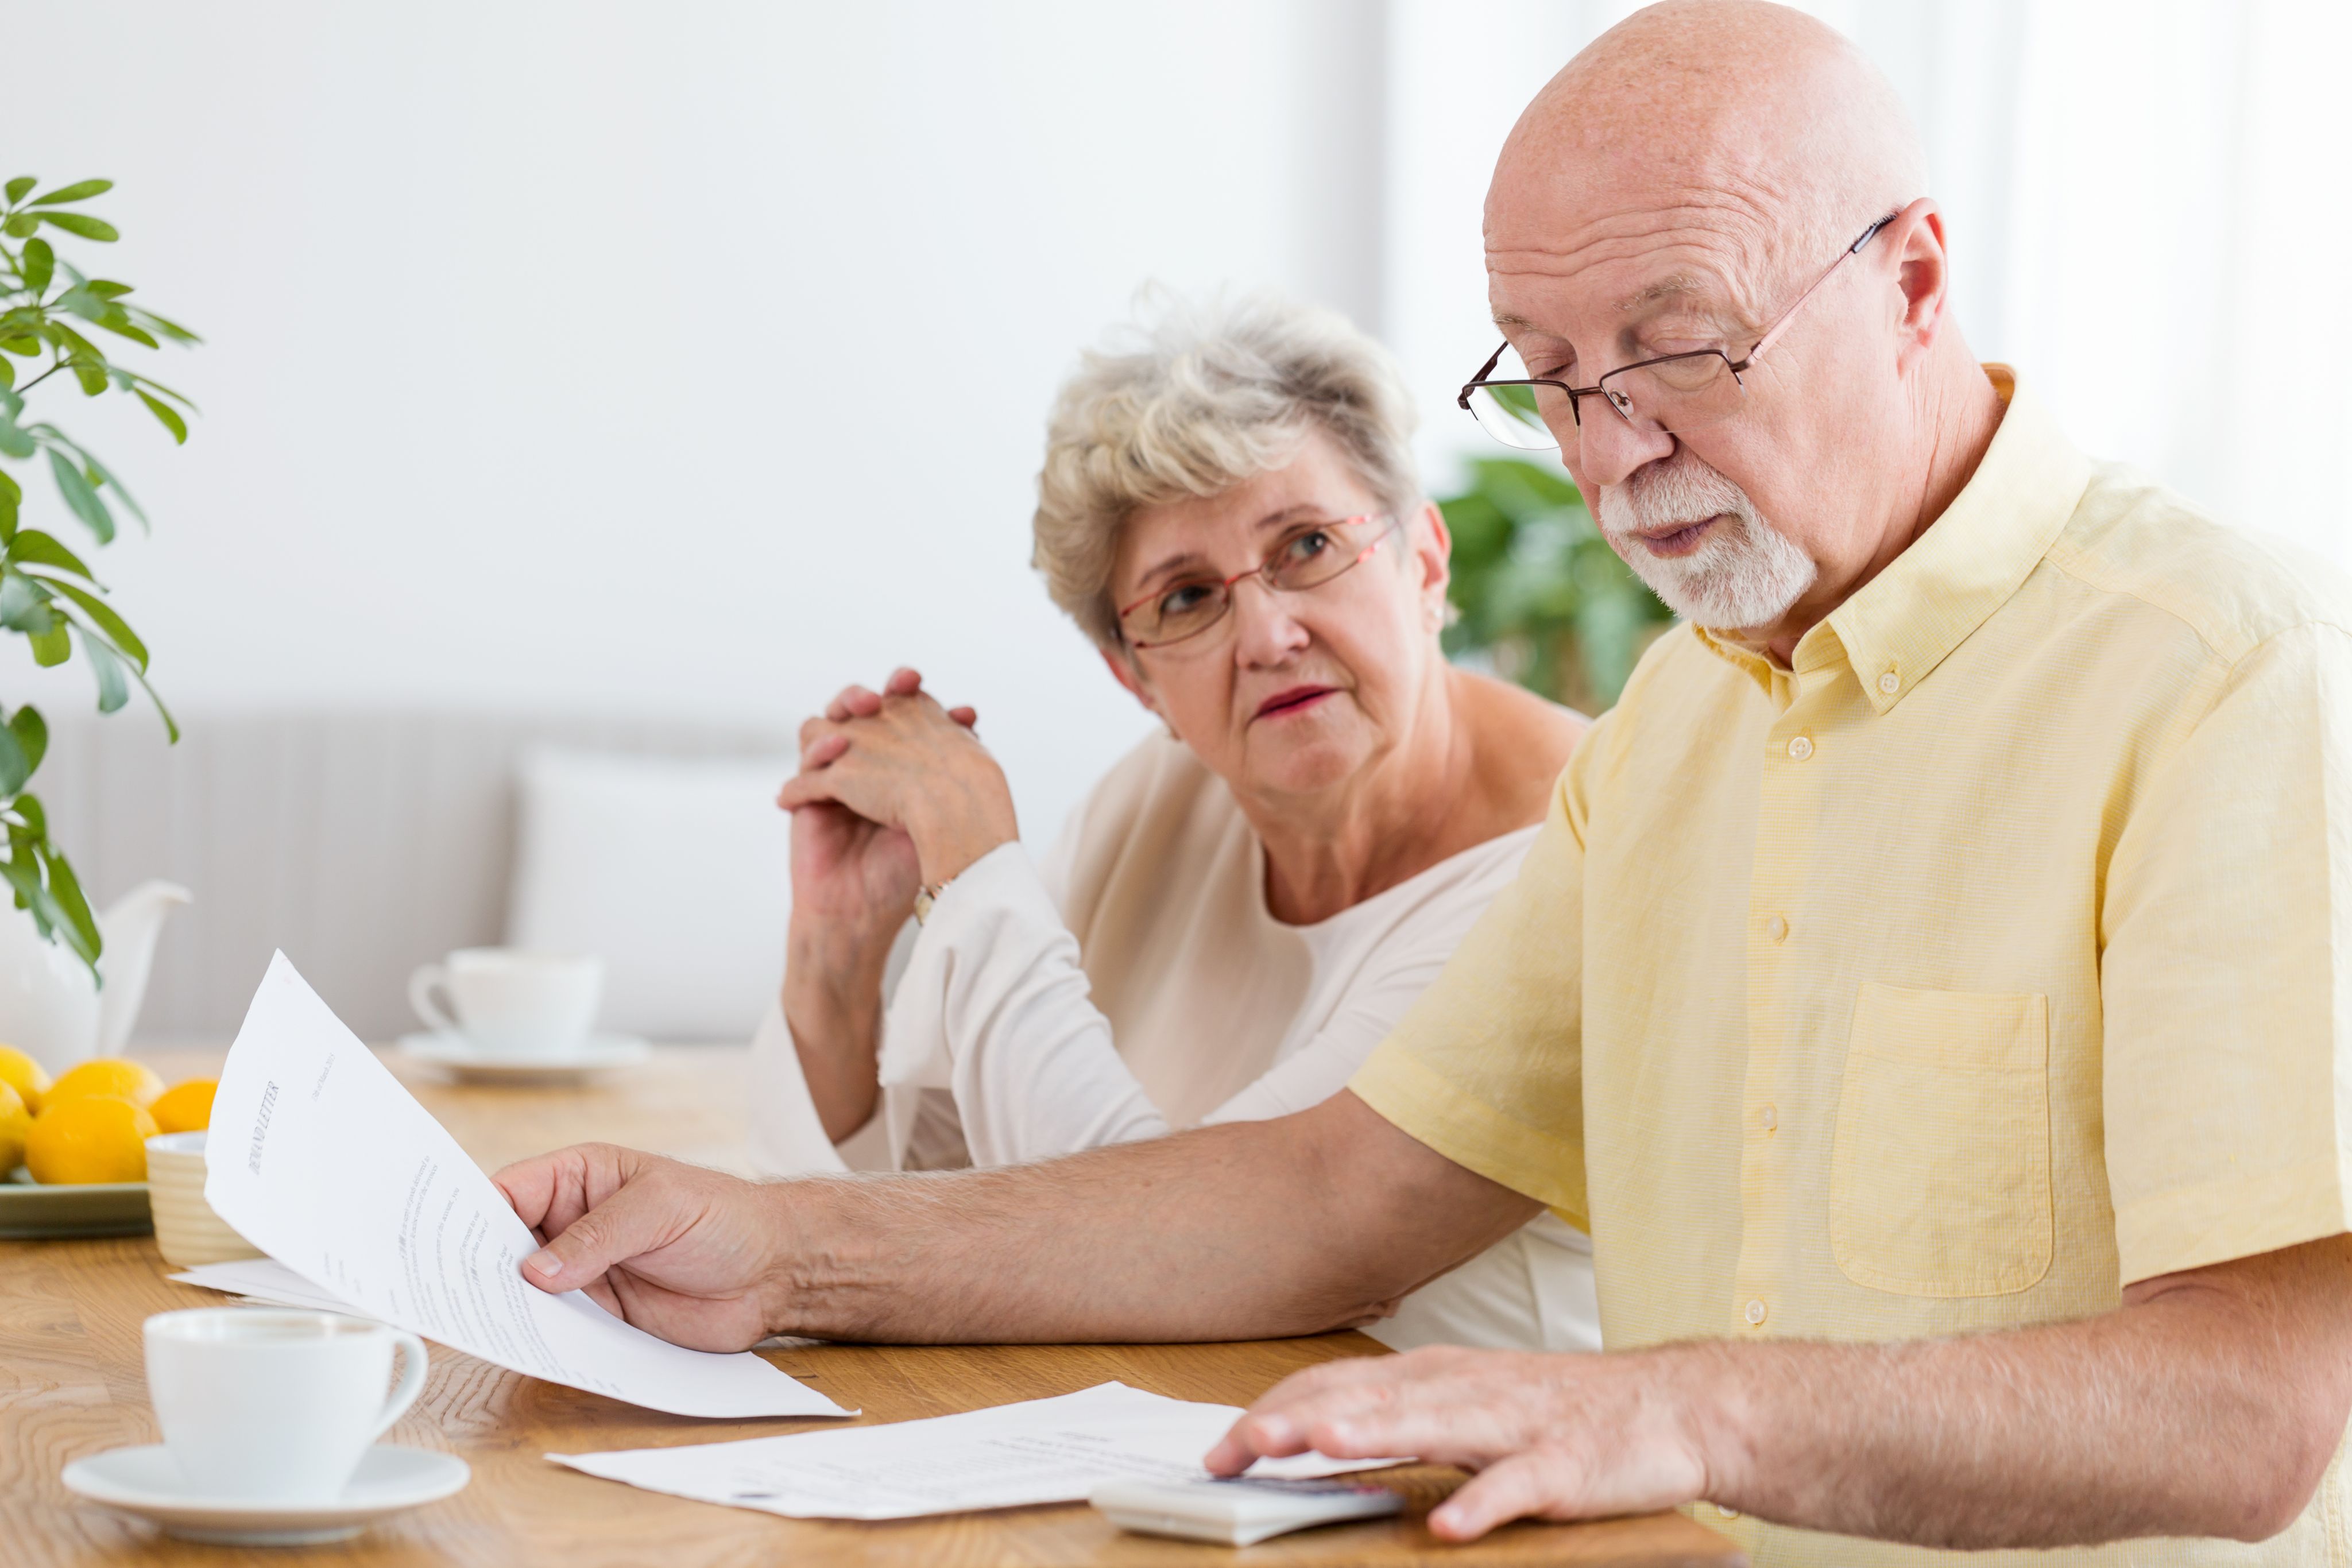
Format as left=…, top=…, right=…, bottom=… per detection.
left=1632, top=514, right=1726, bottom=558
left=1254, top=686, right=1337, bottom=721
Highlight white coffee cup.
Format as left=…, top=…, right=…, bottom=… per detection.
left=144, top=1308, right=427, bottom=1503
left=407, top=947, right=603, bottom=1057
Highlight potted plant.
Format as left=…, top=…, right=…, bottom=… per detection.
left=1440, top=456, right=1674, bottom=713
left=0, top=175, right=194, bottom=975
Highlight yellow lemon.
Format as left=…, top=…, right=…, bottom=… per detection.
left=46, top=1058, right=165, bottom=1112
left=149, top=1078, right=216, bottom=1135
left=0, top=1045, right=49, bottom=1117
left=0, top=1081, right=28, bottom=1172
left=26, top=1094, right=156, bottom=1184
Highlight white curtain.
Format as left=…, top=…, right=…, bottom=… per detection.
left=1384, top=0, right=2352, bottom=565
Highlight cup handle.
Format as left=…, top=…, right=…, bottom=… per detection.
left=369, top=1329, right=429, bottom=1443
left=407, top=965, right=457, bottom=1032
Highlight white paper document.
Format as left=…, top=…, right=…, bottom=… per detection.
left=204, top=953, right=849, bottom=1420
left=547, top=1381, right=1400, bottom=1520
left=171, top=1256, right=364, bottom=1314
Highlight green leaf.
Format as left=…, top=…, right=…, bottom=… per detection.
left=37, top=212, right=117, bottom=243
left=71, top=362, right=106, bottom=396
left=2, top=215, right=35, bottom=240
left=12, top=792, right=45, bottom=838
left=0, top=857, right=60, bottom=939
left=45, top=448, right=113, bottom=543
left=39, top=844, right=99, bottom=968
left=9, top=706, right=46, bottom=777
left=126, top=661, right=179, bottom=743
left=48, top=578, right=148, bottom=669
left=0, top=570, right=52, bottom=631
left=0, top=723, right=30, bottom=797
left=0, top=358, right=10, bottom=392
left=0, top=419, right=33, bottom=459
left=0, top=470, right=17, bottom=539
left=94, top=318, right=158, bottom=350
left=3, top=177, right=34, bottom=205
left=26, top=620, right=68, bottom=666
left=130, top=309, right=199, bottom=344
left=0, top=339, right=40, bottom=357
left=80, top=630, right=127, bottom=713
left=8, top=529, right=94, bottom=579
left=137, top=391, right=186, bottom=444
left=20, top=238, right=52, bottom=295
left=71, top=447, right=145, bottom=528
left=28, top=180, right=110, bottom=208
left=83, top=280, right=130, bottom=300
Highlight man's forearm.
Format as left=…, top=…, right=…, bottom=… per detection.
left=754, top=1091, right=1541, bottom=1345
left=1687, top=1239, right=2352, bottom=1547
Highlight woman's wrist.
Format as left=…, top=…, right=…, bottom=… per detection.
left=907, top=776, right=1019, bottom=888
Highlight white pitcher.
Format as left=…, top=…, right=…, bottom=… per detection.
left=0, top=880, right=191, bottom=1075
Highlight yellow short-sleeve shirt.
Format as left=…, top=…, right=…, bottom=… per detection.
left=1352, top=370, right=2352, bottom=1565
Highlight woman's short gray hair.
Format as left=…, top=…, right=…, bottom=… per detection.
left=1032, top=292, right=1421, bottom=648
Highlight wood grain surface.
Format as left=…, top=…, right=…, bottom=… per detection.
left=0, top=1044, right=1741, bottom=1567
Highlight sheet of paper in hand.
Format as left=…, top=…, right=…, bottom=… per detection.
left=204, top=952, right=850, bottom=1420
left=547, top=1381, right=1403, bottom=1520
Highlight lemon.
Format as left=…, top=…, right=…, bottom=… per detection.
left=0, top=1081, right=28, bottom=1172
left=46, top=1058, right=165, bottom=1112
left=26, top=1094, right=156, bottom=1184
left=149, top=1078, right=216, bottom=1135
left=0, top=1045, right=49, bottom=1117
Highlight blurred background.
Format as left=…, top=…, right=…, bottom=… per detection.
left=2, top=0, right=2343, bottom=1043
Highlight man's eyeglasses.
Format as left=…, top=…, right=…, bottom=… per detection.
left=1457, top=210, right=1902, bottom=451
left=1117, top=513, right=1400, bottom=650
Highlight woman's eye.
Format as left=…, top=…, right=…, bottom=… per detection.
left=1282, top=529, right=1334, bottom=564
left=1158, top=582, right=1215, bottom=617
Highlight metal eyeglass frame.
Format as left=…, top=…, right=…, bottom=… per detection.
left=1457, top=210, right=1902, bottom=437
left=1115, top=513, right=1399, bottom=651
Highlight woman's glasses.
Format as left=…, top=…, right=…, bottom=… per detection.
left=1117, top=513, right=1400, bottom=650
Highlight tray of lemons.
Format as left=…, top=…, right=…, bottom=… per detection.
left=0, top=1048, right=215, bottom=1239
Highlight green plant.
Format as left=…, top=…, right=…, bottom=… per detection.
left=1440, top=457, right=1673, bottom=713
left=0, top=176, right=195, bottom=974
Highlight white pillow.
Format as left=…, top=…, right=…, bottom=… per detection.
left=505, top=747, right=796, bottom=1041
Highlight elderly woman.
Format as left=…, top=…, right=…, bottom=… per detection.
left=748, top=296, right=1597, bottom=1352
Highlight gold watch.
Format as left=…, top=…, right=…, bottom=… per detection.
left=913, top=875, right=957, bottom=925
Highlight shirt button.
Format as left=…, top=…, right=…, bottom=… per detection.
left=1744, top=1298, right=1767, bottom=1326
left=1786, top=735, right=1813, bottom=761
left=1878, top=670, right=1901, bottom=695
left=1766, top=914, right=1789, bottom=943
left=1759, top=1105, right=1778, bottom=1132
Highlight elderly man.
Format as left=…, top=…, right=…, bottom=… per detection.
left=494, top=3, right=2352, bottom=1559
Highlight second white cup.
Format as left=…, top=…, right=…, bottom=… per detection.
left=407, top=947, right=602, bottom=1058
left=144, top=1308, right=427, bottom=1503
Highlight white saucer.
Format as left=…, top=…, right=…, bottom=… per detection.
left=396, top=1030, right=653, bottom=1084
left=63, top=1442, right=469, bottom=1545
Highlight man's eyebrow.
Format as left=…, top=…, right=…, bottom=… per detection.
left=1491, top=309, right=1542, bottom=332
left=1616, top=273, right=1709, bottom=312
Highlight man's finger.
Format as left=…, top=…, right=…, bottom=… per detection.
left=1428, top=1450, right=1566, bottom=1542
left=521, top=1165, right=682, bottom=1294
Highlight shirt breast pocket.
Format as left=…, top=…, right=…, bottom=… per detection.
left=1829, top=982, right=2053, bottom=1297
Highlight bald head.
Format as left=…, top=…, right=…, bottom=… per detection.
left=1491, top=0, right=1924, bottom=308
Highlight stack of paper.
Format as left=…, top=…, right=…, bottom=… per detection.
left=200, top=954, right=850, bottom=1420
left=548, top=1381, right=1401, bottom=1520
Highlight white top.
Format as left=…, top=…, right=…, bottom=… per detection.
left=748, top=734, right=1599, bottom=1353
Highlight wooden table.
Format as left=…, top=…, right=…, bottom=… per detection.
left=0, top=1044, right=1741, bottom=1567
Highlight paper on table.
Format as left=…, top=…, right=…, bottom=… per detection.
left=547, top=1381, right=1403, bottom=1520
left=203, top=953, right=850, bottom=1420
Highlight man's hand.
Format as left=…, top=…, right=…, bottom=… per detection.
left=1206, top=1346, right=1711, bottom=1542
left=494, top=1144, right=788, bottom=1353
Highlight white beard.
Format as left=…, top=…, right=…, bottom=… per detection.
left=1593, top=455, right=1816, bottom=632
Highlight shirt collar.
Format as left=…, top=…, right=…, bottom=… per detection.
left=1696, top=366, right=2094, bottom=713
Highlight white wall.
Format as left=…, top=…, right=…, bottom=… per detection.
left=8, top=0, right=2346, bottom=867
left=2, top=1, right=1388, bottom=850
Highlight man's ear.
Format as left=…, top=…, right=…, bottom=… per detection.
left=1098, top=642, right=1160, bottom=715
left=1888, top=196, right=1953, bottom=369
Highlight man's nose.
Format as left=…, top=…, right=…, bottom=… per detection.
left=1228, top=579, right=1310, bottom=666
left=1571, top=405, right=1677, bottom=489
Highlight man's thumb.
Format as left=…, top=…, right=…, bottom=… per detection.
left=522, top=1186, right=660, bottom=1293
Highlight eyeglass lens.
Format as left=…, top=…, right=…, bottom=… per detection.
left=1463, top=343, right=1747, bottom=452
left=1126, top=516, right=1392, bottom=648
